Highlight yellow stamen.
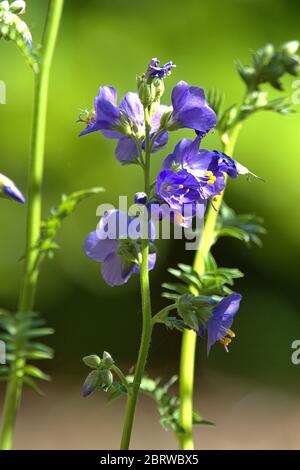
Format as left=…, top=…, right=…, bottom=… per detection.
left=186, top=188, right=190, bottom=193
left=219, top=337, right=232, bottom=347
left=227, top=329, right=235, bottom=338
left=205, top=170, right=216, bottom=185
left=179, top=184, right=184, bottom=189
left=166, top=185, right=172, bottom=191
left=174, top=212, right=185, bottom=225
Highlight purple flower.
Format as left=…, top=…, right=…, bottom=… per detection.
left=206, top=293, right=242, bottom=354
left=146, top=58, right=176, bottom=79
left=134, top=192, right=148, bottom=205
left=79, top=86, right=121, bottom=136
left=156, top=169, right=206, bottom=225
left=162, top=136, right=250, bottom=199
left=156, top=169, right=201, bottom=211
left=168, top=81, right=216, bottom=135
left=0, top=173, right=25, bottom=203
left=83, top=210, right=156, bottom=286
left=79, top=87, right=168, bottom=164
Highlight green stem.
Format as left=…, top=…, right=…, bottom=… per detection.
left=0, top=0, right=64, bottom=450
left=111, top=365, right=130, bottom=390
left=119, top=108, right=153, bottom=450
left=177, top=123, right=242, bottom=450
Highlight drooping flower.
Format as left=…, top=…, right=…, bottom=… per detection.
left=167, top=81, right=216, bottom=135
left=83, top=210, right=156, bottom=286
left=206, top=293, right=242, bottom=354
left=145, top=58, right=176, bottom=80
left=0, top=173, right=25, bottom=203
left=79, top=87, right=168, bottom=164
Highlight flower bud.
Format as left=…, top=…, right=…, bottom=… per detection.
left=153, top=78, right=165, bottom=101
left=281, top=40, right=299, bottom=56
left=82, top=370, right=99, bottom=397
left=134, top=192, right=148, bottom=205
left=99, top=369, right=114, bottom=391
left=0, top=1, right=10, bottom=11
left=160, top=107, right=173, bottom=129
left=10, top=0, right=26, bottom=15
left=102, top=351, right=114, bottom=368
left=138, top=79, right=156, bottom=108
left=82, top=354, right=101, bottom=368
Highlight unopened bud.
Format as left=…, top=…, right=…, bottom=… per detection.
left=102, top=351, right=114, bottom=368
left=82, top=354, right=101, bottom=369
left=281, top=40, right=299, bottom=56
left=10, top=0, right=26, bottom=15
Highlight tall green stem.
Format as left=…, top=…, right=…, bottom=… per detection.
left=0, top=0, right=64, bottom=450
left=119, top=108, right=153, bottom=450
left=178, top=123, right=242, bottom=450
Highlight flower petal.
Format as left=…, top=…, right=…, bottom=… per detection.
left=171, top=80, right=190, bottom=111
left=115, top=137, right=139, bottom=163
left=163, top=138, right=193, bottom=169
left=101, top=252, right=133, bottom=286
left=151, top=104, right=169, bottom=132
left=94, top=86, right=120, bottom=125
left=83, top=231, right=117, bottom=262
left=119, top=92, right=144, bottom=125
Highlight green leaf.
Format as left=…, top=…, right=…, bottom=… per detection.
left=216, top=202, right=266, bottom=247
left=24, top=350, right=54, bottom=360
left=24, top=365, right=51, bottom=382
left=0, top=366, right=9, bottom=376
left=23, top=327, right=54, bottom=338
left=23, top=376, right=44, bottom=396
left=37, top=187, right=104, bottom=260
left=192, top=410, right=215, bottom=426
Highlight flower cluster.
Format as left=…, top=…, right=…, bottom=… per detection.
left=81, top=59, right=246, bottom=347
left=0, top=0, right=39, bottom=72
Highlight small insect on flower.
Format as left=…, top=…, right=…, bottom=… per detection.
left=0, top=172, right=25, bottom=203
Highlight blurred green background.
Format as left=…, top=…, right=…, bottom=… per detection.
left=1, top=0, right=300, bottom=448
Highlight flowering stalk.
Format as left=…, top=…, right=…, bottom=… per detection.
left=177, top=40, right=300, bottom=449
left=178, top=124, right=242, bottom=450
left=120, top=108, right=153, bottom=450
left=0, top=0, right=64, bottom=450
